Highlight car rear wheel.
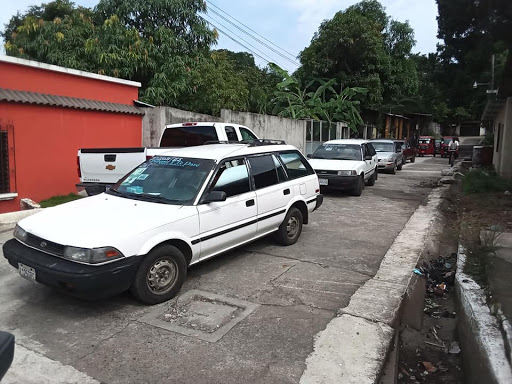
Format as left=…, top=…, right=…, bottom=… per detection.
left=275, top=207, right=303, bottom=246
left=367, top=169, right=376, bottom=186
left=351, top=175, right=364, bottom=196
left=131, top=245, right=187, bottom=304
left=411, top=156, right=416, bottom=163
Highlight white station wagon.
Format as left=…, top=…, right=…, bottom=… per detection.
left=4, top=142, right=323, bottom=304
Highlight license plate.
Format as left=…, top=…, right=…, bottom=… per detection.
left=18, top=263, right=36, bottom=282
left=319, top=178, right=328, bottom=186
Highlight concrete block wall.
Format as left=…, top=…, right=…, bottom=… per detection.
left=142, top=107, right=221, bottom=146
left=220, top=109, right=306, bottom=153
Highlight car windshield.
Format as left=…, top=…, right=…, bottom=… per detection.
left=107, top=156, right=215, bottom=205
left=372, top=142, right=394, bottom=152
left=311, top=144, right=362, bottom=161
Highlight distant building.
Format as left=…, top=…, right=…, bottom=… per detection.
left=0, top=56, right=144, bottom=213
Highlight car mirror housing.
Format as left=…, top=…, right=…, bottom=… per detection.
left=203, top=191, right=227, bottom=203
left=306, top=154, right=312, bottom=159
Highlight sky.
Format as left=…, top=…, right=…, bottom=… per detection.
left=0, top=0, right=441, bottom=71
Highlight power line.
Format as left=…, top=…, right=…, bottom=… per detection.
left=202, top=14, right=292, bottom=71
left=207, top=0, right=298, bottom=63
left=206, top=1, right=300, bottom=67
left=201, top=15, right=291, bottom=71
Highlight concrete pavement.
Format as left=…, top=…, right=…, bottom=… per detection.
left=0, top=156, right=447, bottom=384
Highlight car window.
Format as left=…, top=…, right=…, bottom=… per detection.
left=278, top=152, right=315, bottom=180
left=225, top=126, right=238, bottom=141
left=248, top=155, right=279, bottom=189
left=110, top=156, right=214, bottom=205
left=311, top=144, right=362, bottom=161
left=367, top=143, right=376, bottom=156
left=363, top=144, right=371, bottom=158
left=372, top=142, right=394, bottom=152
left=394, top=142, right=402, bottom=152
left=211, top=159, right=251, bottom=198
left=273, top=155, right=288, bottom=182
left=160, top=125, right=217, bottom=147
left=240, top=127, right=258, bottom=141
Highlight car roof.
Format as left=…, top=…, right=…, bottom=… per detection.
left=322, top=139, right=369, bottom=145
left=157, top=143, right=298, bottom=161
left=371, top=139, right=395, bottom=143
left=164, top=122, right=219, bottom=128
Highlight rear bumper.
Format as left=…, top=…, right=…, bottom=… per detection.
left=3, top=239, right=142, bottom=300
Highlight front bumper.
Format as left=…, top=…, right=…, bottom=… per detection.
left=317, top=174, right=359, bottom=190
left=377, top=161, right=394, bottom=170
left=3, top=239, right=142, bottom=300
left=313, top=194, right=323, bottom=211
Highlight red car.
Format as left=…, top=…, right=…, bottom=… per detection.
left=394, top=140, right=417, bottom=164
left=418, top=136, right=436, bottom=157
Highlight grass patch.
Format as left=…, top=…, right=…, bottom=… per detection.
left=462, top=169, right=512, bottom=195
left=39, top=193, right=83, bottom=208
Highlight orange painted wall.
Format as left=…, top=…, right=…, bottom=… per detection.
left=0, top=103, right=142, bottom=213
left=0, top=61, right=139, bottom=105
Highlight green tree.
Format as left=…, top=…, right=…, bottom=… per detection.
left=297, top=0, right=418, bottom=114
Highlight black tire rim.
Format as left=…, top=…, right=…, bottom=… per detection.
left=146, top=258, right=178, bottom=295
left=286, top=215, right=300, bottom=239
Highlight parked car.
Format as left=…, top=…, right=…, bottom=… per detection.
left=418, top=136, right=436, bottom=157
left=394, top=140, right=417, bottom=164
left=307, top=139, right=378, bottom=196
left=435, top=139, right=442, bottom=155
left=77, top=122, right=259, bottom=196
left=371, top=139, right=403, bottom=173
left=4, top=142, right=323, bottom=304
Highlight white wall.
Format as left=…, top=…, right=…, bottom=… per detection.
left=493, top=97, right=512, bottom=179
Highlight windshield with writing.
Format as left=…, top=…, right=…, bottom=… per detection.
left=108, top=156, right=214, bottom=205
left=372, top=142, right=394, bottom=152
left=311, top=144, right=362, bottom=161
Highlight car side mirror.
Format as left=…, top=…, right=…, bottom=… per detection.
left=306, top=154, right=312, bottom=159
left=0, top=331, right=15, bottom=381
left=203, top=191, right=227, bottom=203
left=364, top=155, right=373, bottom=160
left=396, top=149, right=402, bottom=153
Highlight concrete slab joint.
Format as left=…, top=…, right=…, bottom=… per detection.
left=300, top=187, right=447, bottom=383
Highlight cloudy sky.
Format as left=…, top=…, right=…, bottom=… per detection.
left=1, top=0, right=440, bottom=71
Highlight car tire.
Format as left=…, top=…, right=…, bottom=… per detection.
left=367, top=169, right=376, bottom=186
left=351, top=175, right=364, bottom=196
left=275, top=207, right=303, bottom=246
left=390, top=162, right=396, bottom=175
left=397, top=160, right=403, bottom=171
left=411, top=156, right=415, bottom=163
left=433, top=153, right=436, bottom=157
left=131, top=245, right=187, bottom=305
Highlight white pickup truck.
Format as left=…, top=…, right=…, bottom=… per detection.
left=77, top=122, right=259, bottom=196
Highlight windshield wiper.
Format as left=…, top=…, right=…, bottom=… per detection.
left=124, top=193, right=183, bottom=204
left=312, top=156, right=324, bottom=159
left=106, top=188, right=126, bottom=196
left=335, top=157, right=356, bottom=160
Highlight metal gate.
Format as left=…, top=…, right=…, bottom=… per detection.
left=0, top=130, right=9, bottom=193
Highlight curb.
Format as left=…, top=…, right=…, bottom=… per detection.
left=300, top=187, right=447, bottom=384
left=455, top=244, right=512, bottom=384
left=0, top=209, right=42, bottom=232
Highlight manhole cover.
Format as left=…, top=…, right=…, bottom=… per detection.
left=139, top=290, right=260, bottom=342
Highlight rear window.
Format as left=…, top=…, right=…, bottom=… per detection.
left=160, top=126, right=217, bottom=147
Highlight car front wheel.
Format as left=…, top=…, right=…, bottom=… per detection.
left=367, top=169, right=376, bottom=186
left=275, top=207, right=303, bottom=246
left=351, top=175, right=364, bottom=196
left=131, top=245, right=187, bottom=305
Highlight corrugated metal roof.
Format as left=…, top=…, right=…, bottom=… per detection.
left=0, top=88, right=144, bottom=115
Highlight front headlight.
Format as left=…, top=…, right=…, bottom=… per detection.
left=63, top=246, right=124, bottom=264
left=337, top=170, right=357, bottom=176
left=13, top=225, right=28, bottom=243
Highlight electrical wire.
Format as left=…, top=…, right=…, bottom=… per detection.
left=201, top=14, right=292, bottom=71
left=206, top=0, right=298, bottom=63
left=206, top=2, right=300, bottom=67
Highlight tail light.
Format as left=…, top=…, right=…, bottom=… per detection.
left=77, top=156, right=81, bottom=178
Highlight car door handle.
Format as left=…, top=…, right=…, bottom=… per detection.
left=283, top=188, right=290, bottom=195
left=246, top=199, right=255, bottom=207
